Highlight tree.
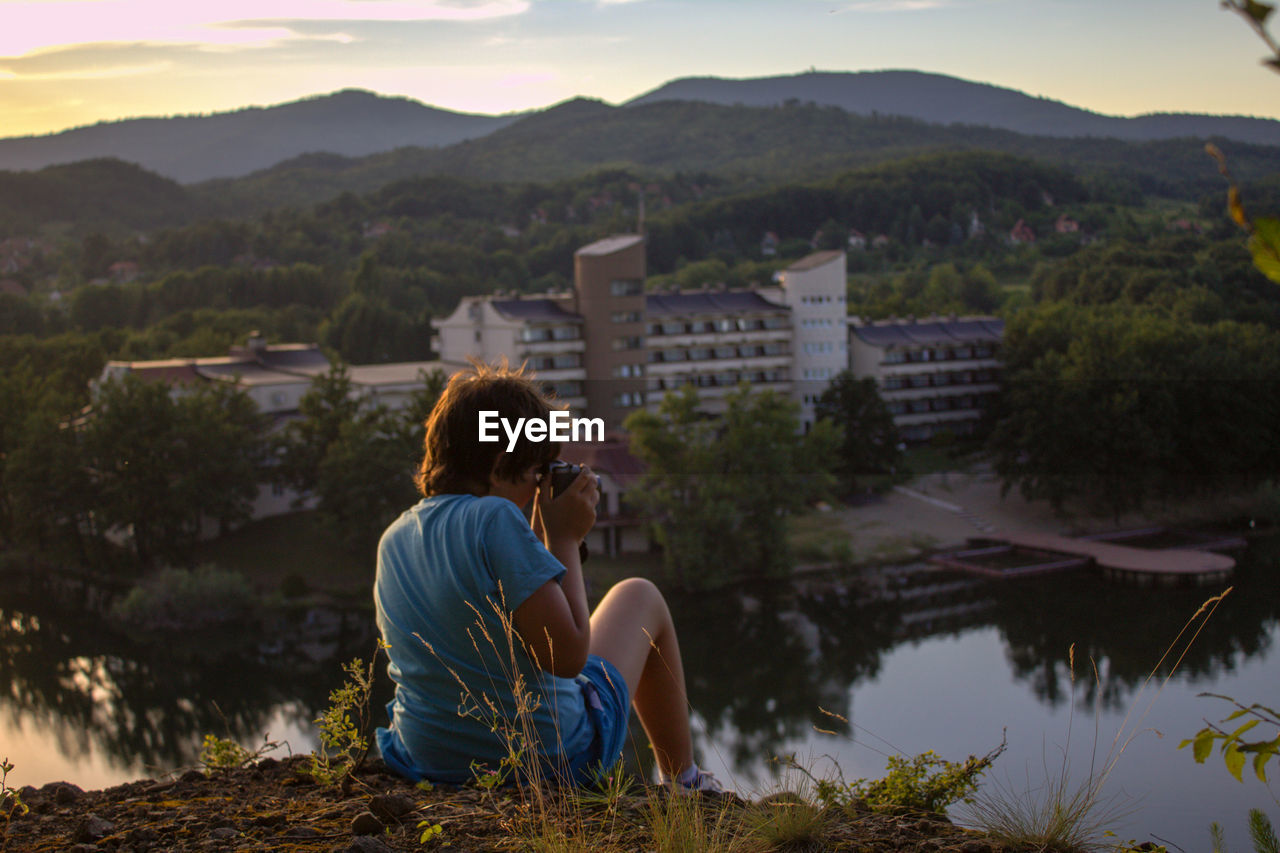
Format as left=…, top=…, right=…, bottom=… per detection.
left=281, top=364, right=439, bottom=551
left=279, top=364, right=361, bottom=497
left=314, top=406, right=418, bottom=553
left=814, top=372, right=902, bottom=494
left=624, top=385, right=836, bottom=588
left=987, top=304, right=1280, bottom=517
left=80, top=374, right=267, bottom=566
left=175, top=381, right=269, bottom=537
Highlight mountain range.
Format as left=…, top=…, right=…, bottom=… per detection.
left=1, top=70, right=1277, bottom=184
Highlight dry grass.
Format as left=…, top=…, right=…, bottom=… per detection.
left=961, top=589, right=1234, bottom=853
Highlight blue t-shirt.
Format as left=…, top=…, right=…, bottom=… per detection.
left=374, top=494, right=593, bottom=782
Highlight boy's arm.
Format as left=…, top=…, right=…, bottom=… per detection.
left=513, top=470, right=596, bottom=678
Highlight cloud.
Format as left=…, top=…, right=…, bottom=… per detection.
left=836, top=0, right=952, bottom=10
left=0, top=1, right=531, bottom=57
left=0, top=42, right=194, bottom=77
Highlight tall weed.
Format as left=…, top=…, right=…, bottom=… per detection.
left=963, top=588, right=1234, bottom=853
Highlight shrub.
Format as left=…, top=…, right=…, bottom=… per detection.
left=110, top=564, right=255, bottom=631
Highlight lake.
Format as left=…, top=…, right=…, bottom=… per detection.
left=1, top=535, right=1276, bottom=851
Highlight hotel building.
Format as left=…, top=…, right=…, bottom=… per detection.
left=848, top=316, right=1004, bottom=443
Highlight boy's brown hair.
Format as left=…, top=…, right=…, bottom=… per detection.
left=415, top=362, right=561, bottom=497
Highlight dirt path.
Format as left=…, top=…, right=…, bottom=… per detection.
left=827, top=464, right=1254, bottom=566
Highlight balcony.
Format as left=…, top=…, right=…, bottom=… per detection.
left=516, top=338, right=586, bottom=355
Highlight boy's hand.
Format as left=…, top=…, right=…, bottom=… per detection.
left=537, top=465, right=598, bottom=545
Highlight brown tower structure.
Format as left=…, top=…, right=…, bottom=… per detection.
left=573, top=234, right=647, bottom=430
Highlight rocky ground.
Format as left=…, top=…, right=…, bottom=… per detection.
left=2, top=755, right=1013, bottom=852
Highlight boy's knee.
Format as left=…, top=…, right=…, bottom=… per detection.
left=610, top=576, right=665, bottom=607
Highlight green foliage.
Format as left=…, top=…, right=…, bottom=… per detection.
left=816, top=750, right=998, bottom=816
left=308, top=640, right=386, bottom=789
left=624, top=385, right=837, bottom=588
left=110, top=565, right=256, bottom=631
left=814, top=371, right=902, bottom=492
left=199, top=734, right=255, bottom=771
left=989, top=303, right=1280, bottom=516
left=1252, top=810, right=1280, bottom=853
left=417, top=820, right=448, bottom=845
left=1180, top=693, right=1280, bottom=784
left=1, top=756, right=28, bottom=824
left=80, top=374, right=269, bottom=565
left=198, top=732, right=279, bottom=773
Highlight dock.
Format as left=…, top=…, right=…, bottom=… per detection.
left=930, top=529, right=1236, bottom=586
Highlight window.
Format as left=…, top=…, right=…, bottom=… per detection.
left=611, top=336, right=644, bottom=350
left=614, top=391, right=644, bottom=407
left=611, top=311, right=642, bottom=323
left=613, top=364, right=644, bottom=378
left=610, top=279, right=643, bottom=296
left=552, top=326, right=580, bottom=341
left=716, top=318, right=735, bottom=332
left=884, top=350, right=906, bottom=364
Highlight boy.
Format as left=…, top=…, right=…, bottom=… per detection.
left=374, top=363, right=722, bottom=792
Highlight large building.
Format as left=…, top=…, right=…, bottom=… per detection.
left=434, top=237, right=853, bottom=431
left=848, top=316, right=1004, bottom=443
left=96, top=335, right=446, bottom=519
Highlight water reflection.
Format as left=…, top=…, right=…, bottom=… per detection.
left=0, top=571, right=376, bottom=779
left=0, top=535, right=1275, bottom=793
left=673, top=536, right=1278, bottom=776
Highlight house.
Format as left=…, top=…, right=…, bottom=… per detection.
left=1054, top=214, right=1081, bottom=234
left=362, top=221, right=394, bottom=240
left=1009, top=220, right=1036, bottom=244
left=847, top=229, right=867, bottom=251
left=96, top=334, right=450, bottom=520
left=108, top=261, right=140, bottom=283
left=761, top=231, right=780, bottom=257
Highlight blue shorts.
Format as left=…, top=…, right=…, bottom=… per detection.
left=557, top=654, right=631, bottom=786
left=378, top=653, right=630, bottom=788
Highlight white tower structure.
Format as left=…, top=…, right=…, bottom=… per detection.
left=778, top=250, right=848, bottom=431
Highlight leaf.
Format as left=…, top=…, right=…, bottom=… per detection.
left=1250, top=217, right=1280, bottom=284
left=1226, top=708, right=1252, bottom=721
left=1225, top=743, right=1247, bottom=782
left=1245, top=0, right=1275, bottom=24
left=1193, top=730, right=1216, bottom=763
left=1231, top=719, right=1262, bottom=739
left=1229, top=186, right=1249, bottom=229
left=1254, top=751, right=1269, bottom=783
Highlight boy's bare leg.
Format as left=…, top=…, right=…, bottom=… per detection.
left=588, top=577, right=694, bottom=777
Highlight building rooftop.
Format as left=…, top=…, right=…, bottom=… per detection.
left=851, top=316, right=1004, bottom=348
left=785, top=250, right=844, bottom=273
left=575, top=234, right=644, bottom=257
left=645, top=290, right=788, bottom=317
left=195, top=362, right=304, bottom=386
left=348, top=361, right=452, bottom=387
left=491, top=299, right=584, bottom=323
left=248, top=344, right=331, bottom=375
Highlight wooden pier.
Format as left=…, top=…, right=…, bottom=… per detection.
left=931, top=530, right=1236, bottom=586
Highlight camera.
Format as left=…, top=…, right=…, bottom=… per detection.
left=546, top=459, right=593, bottom=498
left=543, top=460, right=597, bottom=563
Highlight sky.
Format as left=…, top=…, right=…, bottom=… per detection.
left=1, top=0, right=1277, bottom=138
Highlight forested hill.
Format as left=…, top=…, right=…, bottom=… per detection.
left=0, top=90, right=519, bottom=183
left=629, top=71, right=1280, bottom=147
left=192, top=98, right=1280, bottom=217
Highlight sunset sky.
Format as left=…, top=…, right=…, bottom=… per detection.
left=2, top=0, right=1277, bottom=138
